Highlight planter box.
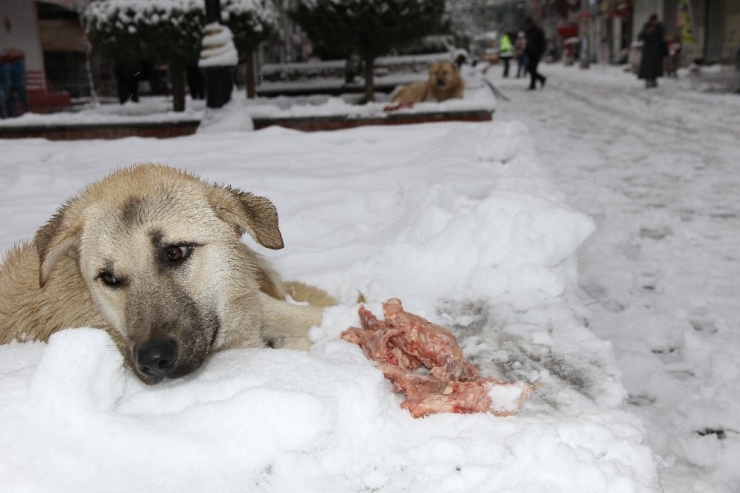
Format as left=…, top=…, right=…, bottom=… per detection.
left=1, top=109, right=493, bottom=140
left=0, top=120, right=200, bottom=140
left=253, top=109, right=493, bottom=132
left=258, top=53, right=451, bottom=97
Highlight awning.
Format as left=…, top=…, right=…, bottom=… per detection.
left=557, top=24, right=579, bottom=38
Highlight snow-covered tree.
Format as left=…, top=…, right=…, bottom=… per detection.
left=222, top=0, right=275, bottom=56
left=222, top=1, right=276, bottom=98
left=289, top=0, right=446, bottom=101
left=85, top=0, right=275, bottom=110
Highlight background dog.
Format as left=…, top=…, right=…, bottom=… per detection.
left=391, top=60, right=465, bottom=104
left=0, top=164, right=334, bottom=384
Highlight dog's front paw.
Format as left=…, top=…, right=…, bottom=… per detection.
left=270, top=336, right=312, bottom=351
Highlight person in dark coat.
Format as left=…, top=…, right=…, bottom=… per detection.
left=523, top=17, right=547, bottom=90
left=0, top=57, right=9, bottom=119
left=114, top=62, right=140, bottom=104
left=637, top=14, right=666, bottom=88
left=186, top=65, right=205, bottom=100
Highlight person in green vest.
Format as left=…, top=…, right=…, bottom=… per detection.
left=499, top=32, right=515, bottom=77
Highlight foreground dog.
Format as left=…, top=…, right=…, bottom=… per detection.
left=391, top=60, right=465, bottom=104
left=0, top=164, right=333, bottom=384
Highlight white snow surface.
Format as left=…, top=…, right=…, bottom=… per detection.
left=0, top=62, right=738, bottom=491
left=215, top=65, right=495, bottom=123
left=0, top=97, right=204, bottom=127
left=0, top=65, right=493, bottom=128
left=489, top=62, right=740, bottom=493
left=199, top=23, right=239, bottom=67
left=1, top=111, right=657, bottom=492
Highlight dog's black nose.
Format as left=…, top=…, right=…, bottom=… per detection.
left=135, top=339, right=177, bottom=381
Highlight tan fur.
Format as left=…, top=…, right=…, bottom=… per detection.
left=391, top=61, right=465, bottom=104
left=0, top=164, right=334, bottom=384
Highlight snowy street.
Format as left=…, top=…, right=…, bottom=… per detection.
left=489, top=63, right=740, bottom=491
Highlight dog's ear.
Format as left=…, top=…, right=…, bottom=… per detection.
left=207, top=186, right=284, bottom=250
left=34, top=203, right=83, bottom=288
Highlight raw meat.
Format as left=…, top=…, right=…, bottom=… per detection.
left=382, top=364, right=532, bottom=418
left=341, top=298, right=532, bottom=418
left=341, top=307, right=423, bottom=371
left=381, top=299, right=479, bottom=381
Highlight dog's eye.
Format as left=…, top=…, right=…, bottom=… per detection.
left=99, top=271, right=122, bottom=288
left=165, top=245, right=193, bottom=263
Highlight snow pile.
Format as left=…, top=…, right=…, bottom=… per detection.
left=238, top=90, right=493, bottom=119
left=227, top=64, right=494, bottom=122
left=0, top=97, right=205, bottom=127
left=196, top=99, right=254, bottom=134
left=0, top=65, right=491, bottom=130
left=199, top=23, right=239, bottom=68
left=0, top=120, right=659, bottom=491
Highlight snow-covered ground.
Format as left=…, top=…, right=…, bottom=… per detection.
left=0, top=66, right=493, bottom=130
left=0, top=96, right=205, bottom=127
left=487, top=62, right=740, bottom=492
left=0, top=62, right=738, bottom=492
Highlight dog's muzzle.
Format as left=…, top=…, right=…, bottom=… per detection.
left=135, top=339, right=177, bottom=383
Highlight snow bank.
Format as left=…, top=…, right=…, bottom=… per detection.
left=0, top=97, right=205, bottom=128
left=0, top=118, right=660, bottom=491
left=0, top=64, right=492, bottom=130
left=199, top=23, right=239, bottom=68
left=209, top=92, right=495, bottom=126
left=205, top=63, right=495, bottom=127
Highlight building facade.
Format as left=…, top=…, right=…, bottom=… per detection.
left=654, top=0, right=740, bottom=64
left=1, top=0, right=88, bottom=112
left=538, top=0, right=738, bottom=66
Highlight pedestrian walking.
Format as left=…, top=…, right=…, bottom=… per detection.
left=637, top=14, right=666, bottom=88
left=524, top=18, right=547, bottom=90
left=515, top=31, right=528, bottom=78
left=499, top=32, right=514, bottom=78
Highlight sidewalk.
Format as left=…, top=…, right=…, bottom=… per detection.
left=491, top=62, right=740, bottom=492
left=682, top=64, right=740, bottom=93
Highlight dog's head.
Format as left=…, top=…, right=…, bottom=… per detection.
left=34, top=164, right=283, bottom=384
left=428, top=61, right=461, bottom=92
